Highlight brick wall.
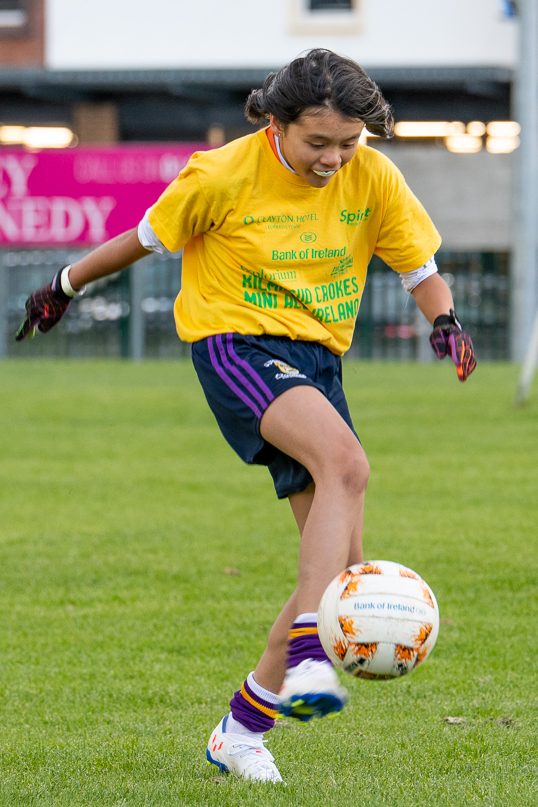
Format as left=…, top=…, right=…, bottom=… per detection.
left=0, top=0, right=44, bottom=66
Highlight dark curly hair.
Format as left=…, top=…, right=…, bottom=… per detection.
left=245, top=49, right=393, bottom=138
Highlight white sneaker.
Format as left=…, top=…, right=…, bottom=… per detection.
left=206, top=716, right=283, bottom=783
left=278, top=659, right=348, bottom=722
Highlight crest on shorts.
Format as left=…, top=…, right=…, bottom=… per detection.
left=264, top=359, right=307, bottom=380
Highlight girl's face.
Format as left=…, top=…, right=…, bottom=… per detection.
left=269, top=107, right=364, bottom=188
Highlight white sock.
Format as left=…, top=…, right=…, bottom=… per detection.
left=246, top=672, right=280, bottom=704
left=226, top=672, right=279, bottom=739
left=293, top=612, right=318, bottom=624
left=226, top=713, right=265, bottom=739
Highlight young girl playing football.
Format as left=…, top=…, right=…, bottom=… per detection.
left=17, top=49, right=476, bottom=783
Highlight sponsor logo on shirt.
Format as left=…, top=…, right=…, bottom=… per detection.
left=243, top=212, right=319, bottom=227
left=340, top=208, right=371, bottom=225
left=264, top=359, right=307, bottom=380
left=272, top=246, right=346, bottom=261
left=300, top=232, right=317, bottom=243
left=331, top=255, right=354, bottom=276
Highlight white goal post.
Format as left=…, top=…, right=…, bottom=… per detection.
left=514, top=306, right=538, bottom=406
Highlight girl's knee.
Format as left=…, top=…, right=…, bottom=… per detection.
left=331, top=444, right=369, bottom=496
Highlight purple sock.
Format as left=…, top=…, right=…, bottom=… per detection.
left=287, top=619, right=331, bottom=668
left=229, top=672, right=279, bottom=733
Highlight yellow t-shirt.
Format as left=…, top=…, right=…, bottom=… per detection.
left=149, top=128, right=441, bottom=355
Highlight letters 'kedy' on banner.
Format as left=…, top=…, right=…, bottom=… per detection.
left=0, top=145, right=208, bottom=247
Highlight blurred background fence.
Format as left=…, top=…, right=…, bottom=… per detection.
left=0, top=249, right=509, bottom=361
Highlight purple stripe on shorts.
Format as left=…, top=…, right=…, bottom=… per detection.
left=216, top=334, right=270, bottom=412
left=207, top=336, right=262, bottom=418
left=226, top=333, right=275, bottom=403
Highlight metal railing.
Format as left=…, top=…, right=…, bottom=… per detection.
left=1, top=248, right=186, bottom=360
left=0, top=249, right=510, bottom=361
left=352, top=252, right=509, bottom=360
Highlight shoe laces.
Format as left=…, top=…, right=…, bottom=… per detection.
left=228, top=738, right=276, bottom=769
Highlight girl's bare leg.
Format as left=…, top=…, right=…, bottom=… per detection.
left=288, top=482, right=365, bottom=567
left=254, top=491, right=365, bottom=692
left=253, top=590, right=299, bottom=694
left=260, top=385, right=369, bottom=612
left=253, top=386, right=368, bottom=693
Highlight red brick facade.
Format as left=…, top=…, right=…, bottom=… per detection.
left=0, top=0, right=44, bottom=66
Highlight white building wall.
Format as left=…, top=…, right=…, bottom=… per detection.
left=378, top=146, right=513, bottom=250
left=46, top=0, right=517, bottom=71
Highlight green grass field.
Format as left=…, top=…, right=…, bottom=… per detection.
left=0, top=359, right=537, bottom=806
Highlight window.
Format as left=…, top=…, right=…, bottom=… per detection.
left=0, top=0, right=28, bottom=30
left=289, top=0, right=361, bottom=35
left=309, top=0, right=354, bottom=10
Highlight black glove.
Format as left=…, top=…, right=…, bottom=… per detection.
left=429, top=309, right=476, bottom=382
left=15, top=267, right=74, bottom=342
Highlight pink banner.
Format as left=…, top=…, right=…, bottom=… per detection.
left=0, top=144, right=209, bottom=246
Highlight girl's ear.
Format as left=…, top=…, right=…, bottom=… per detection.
left=269, top=115, right=284, bottom=138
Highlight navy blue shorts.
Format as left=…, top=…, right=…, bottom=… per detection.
left=191, top=333, right=359, bottom=499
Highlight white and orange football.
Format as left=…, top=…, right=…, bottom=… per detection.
left=318, top=560, right=440, bottom=680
